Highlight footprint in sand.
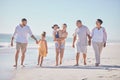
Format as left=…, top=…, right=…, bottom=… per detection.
left=98, top=76, right=104, bottom=78
left=82, top=78, right=87, bottom=80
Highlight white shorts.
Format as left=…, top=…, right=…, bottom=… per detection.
left=75, top=43, right=87, bottom=53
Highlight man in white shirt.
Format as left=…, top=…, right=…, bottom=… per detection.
left=72, top=20, right=91, bottom=66
left=11, top=18, right=38, bottom=67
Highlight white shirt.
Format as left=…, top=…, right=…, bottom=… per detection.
left=74, top=25, right=90, bottom=46
left=13, top=24, right=33, bottom=43
left=92, top=27, right=104, bottom=42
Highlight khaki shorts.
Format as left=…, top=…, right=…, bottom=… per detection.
left=16, top=42, right=27, bottom=52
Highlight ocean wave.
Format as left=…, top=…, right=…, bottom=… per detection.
left=0, top=42, right=120, bottom=49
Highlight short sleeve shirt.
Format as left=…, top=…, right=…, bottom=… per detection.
left=74, top=25, right=90, bottom=46
left=13, top=24, right=33, bottom=43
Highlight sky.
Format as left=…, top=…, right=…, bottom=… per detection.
left=0, top=0, right=120, bottom=40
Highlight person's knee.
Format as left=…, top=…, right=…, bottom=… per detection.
left=83, top=53, right=86, bottom=56
left=41, top=57, right=44, bottom=59
left=56, top=53, right=59, bottom=57
left=22, top=53, right=25, bottom=57
left=16, top=50, right=20, bottom=54
left=16, top=50, right=20, bottom=52
left=76, top=53, right=80, bottom=56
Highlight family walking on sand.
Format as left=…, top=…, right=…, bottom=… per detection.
left=11, top=18, right=107, bottom=67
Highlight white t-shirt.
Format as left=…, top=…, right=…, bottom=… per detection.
left=13, top=24, right=33, bottom=43
left=74, top=25, right=90, bottom=46
left=92, top=27, right=107, bottom=42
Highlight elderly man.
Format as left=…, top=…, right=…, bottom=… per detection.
left=72, top=20, right=91, bottom=66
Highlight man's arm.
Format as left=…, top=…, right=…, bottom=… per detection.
left=11, top=37, right=14, bottom=46
left=28, top=27, right=38, bottom=44
left=11, top=27, right=17, bottom=46
left=87, top=34, right=91, bottom=46
left=31, top=35, right=38, bottom=44
left=72, top=34, right=76, bottom=48
left=86, top=27, right=91, bottom=46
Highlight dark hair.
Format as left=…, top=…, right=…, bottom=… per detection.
left=42, top=31, right=46, bottom=37
left=52, top=24, right=59, bottom=29
left=76, top=20, right=82, bottom=23
left=97, top=19, right=103, bottom=24
left=21, top=18, right=27, bottom=22
left=63, top=23, right=67, bottom=27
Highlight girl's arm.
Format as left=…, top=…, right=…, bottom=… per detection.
left=38, top=39, right=41, bottom=44
left=45, top=40, right=48, bottom=53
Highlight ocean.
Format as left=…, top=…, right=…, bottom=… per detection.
left=0, top=33, right=120, bottom=48
left=0, top=33, right=72, bottom=48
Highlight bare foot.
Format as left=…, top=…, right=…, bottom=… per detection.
left=37, top=64, right=39, bottom=65
left=60, top=61, right=62, bottom=65
left=56, top=64, right=58, bottom=66
left=95, top=63, right=99, bottom=67
left=40, top=64, right=42, bottom=67
left=21, top=65, right=25, bottom=67
left=84, top=62, right=87, bottom=65
left=74, top=64, right=79, bottom=66
left=13, top=65, right=17, bottom=67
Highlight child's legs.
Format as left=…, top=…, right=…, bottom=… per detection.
left=40, top=56, right=44, bottom=66
left=37, top=54, right=40, bottom=65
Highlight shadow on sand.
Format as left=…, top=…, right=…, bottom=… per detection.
left=42, top=65, right=120, bottom=70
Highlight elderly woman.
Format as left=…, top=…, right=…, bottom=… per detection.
left=92, top=19, right=107, bottom=66
left=52, top=24, right=68, bottom=66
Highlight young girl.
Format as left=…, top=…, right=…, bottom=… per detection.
left=37, top=32, right=48, bottom=67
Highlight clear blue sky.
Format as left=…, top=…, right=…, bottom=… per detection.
left=0, top=0, right=120, bottom=40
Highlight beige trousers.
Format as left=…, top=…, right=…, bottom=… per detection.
left=92, top=41, right=104, bottom=64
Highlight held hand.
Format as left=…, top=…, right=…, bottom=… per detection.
left=72, top=44, right=75, bottom=48
left=36, top=40, right=39, bottom=44
left=46, top=50, right=48, bottom=54
left=53, top=39, right=56, bottom=41
left=88, top=40, right=91, bottom=46
left=104, top=43, right=106, bottom=47
left=11, top=41, right=13, bottom=47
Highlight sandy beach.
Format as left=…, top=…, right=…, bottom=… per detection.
left=0, top=43, right=120, bottom=80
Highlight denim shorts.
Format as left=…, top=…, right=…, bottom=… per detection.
left=55, top=42, right=65, bottom=49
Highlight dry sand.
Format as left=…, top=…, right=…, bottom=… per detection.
left=0, top=43, right=120, bottom=80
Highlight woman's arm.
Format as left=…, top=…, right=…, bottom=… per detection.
left=103, top=27, right=107, bottom=47
left=53, top=31, right=57, bottom=41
